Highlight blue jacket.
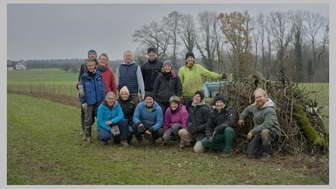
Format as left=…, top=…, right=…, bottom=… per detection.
left=97, top=101, right=124, bottom=131
left=79, top=71, right=105, bottom=105
left=133, top=101, right=163, bottom=131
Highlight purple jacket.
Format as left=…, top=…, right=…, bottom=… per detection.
left=163, top=105, right=189, bottom=131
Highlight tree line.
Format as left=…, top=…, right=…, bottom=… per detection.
left=132, top=10, right=329, bottom=82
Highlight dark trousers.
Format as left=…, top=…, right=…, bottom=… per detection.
left=84, top=104, right=99, bottom=138
left=133, top=122, right=163, bottom=142
left=130, top=93, right=140, bottom=105
left=80, top=105, right=85, bottom=133
left=97, top=119, right=129, bottom=143
left=247, top=128, right=277, bottom=158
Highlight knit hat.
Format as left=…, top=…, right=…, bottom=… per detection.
left=163, top=60, right=173, bottom=67
left=185, top=52, right=195, bottom=60
left=147, top=47, right=157, bottom=54
left=169, top=96, right=181, bottom=105
left=194, top=90, right=205, bottom=101
left=88, top=49, right=97, bottom=55
left=144, top=92, right=155, bottom=100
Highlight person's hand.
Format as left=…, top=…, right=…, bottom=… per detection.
left=145, top=130, right=152, bottom=135
left=81, top=103, right=87, bottom=111
left=105, top=121, right=112, bottom=125
left=78, top=84, right=85, bottom=97
left=247, top=131, right=253, bottom=140
left=138, top=123, right=144, bottom=128
left=237, top=120, right=244, bottom=126
left=222, top=73, right=228, bottom=79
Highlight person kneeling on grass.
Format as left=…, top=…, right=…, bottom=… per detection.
left=132, top=93, right=164, bottom=144
left=200, top=95, right=238, bottom=156
left=162, top=96, right=188, bottom=145
left=178, top=90, right=210, bottom=152
left=96, top=92, right=129, bottom=146
left=238, top=88, right=281, bottom=159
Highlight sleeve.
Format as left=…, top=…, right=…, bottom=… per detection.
left=151, top=106, right=163, bottom=131
left=215, top=107, right=238, bottom=133
left=97, top=105, right=112, bottom=131
left=205, top=112, right=214, bottom=138
left=199, top=64, right=222, bottom=80
left=251, top=109, right=277, bottom=135
left=180, top=108, right=189, bottom=129
left=163, top=109, right=170, bottom=131
left=239, top=105, right=254, bottom=120
left=136, top=66, right=145, bottom=97
left=111, top=103, right=125, bottom=124
left=78, top=64, right=85, bottom=82
left=178, top=68, right=184, bottom=84
left=110, top=71, right=118, bottom=96
left=176, top=76, right=182, bottom=97
left=132, top=104, right=142, bottom=125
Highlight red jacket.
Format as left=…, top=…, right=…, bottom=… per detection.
left=101, top=69, right=117, bottom=95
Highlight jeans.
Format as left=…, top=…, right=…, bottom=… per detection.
left=247, top=128, right=277, bottom=158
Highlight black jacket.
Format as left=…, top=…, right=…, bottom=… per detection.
left=118, top=98, right=136, bottom=125
left=186, top=103, right=210, bottom=141
left=141, top=59, right=163, bottom=92
left=152, top=72, right=182, bottom=103
left=205, top=104, right=238, bottom=138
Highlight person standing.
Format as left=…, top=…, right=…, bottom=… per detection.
left=96, top=53, right=117, bottom=95
left=116, top=50, right=145, bottom=104
left=238, top=88, right=281, bottom=158
left=79, top=59, right=105, bottom=143
left=152, top=60, right=182, bottom=111
left=141, top=47, right=163, bottom=93
left=178, top=52, right=227, bottom=108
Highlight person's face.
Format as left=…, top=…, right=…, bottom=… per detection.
left=106, top=95, right=116, bottom=106
left=215, top=100, right=225, bottom=111
left=86, top=61, right=96, bottom=72
left=255, top=91, right=267, bottom=107
left=170, top=103, right=178, bottom=111
left=193, top=94, right=201, bottom=104
left=123, top=52, right=132, bottom=64
left=186, top=56, right=194, bottom=68
left=145, top=96, right=154, bottom=107
left=88, top=53, right=97, bottom=60
left=148, top=52, right=157, bottom=61
left=120, top=91, right=129, bottom=100
left=163, top=64, right=172, bottom=73
left=98, top=56, right=108, bottom=66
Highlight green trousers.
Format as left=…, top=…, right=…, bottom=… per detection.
left=201, top=127, right=235, bottom=153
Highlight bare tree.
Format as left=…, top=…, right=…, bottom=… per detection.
left=179, top=14, right=197, bottom=53
left=132, top=21, right=170, bottom=60
left=291, top=10, right=305, bottom=82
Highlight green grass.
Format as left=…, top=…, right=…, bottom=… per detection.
left=7, top=94, right=327, bottom=185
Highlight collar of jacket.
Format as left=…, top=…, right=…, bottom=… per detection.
left=191, top=101, right=206, bottom=107
left=159, top=72, right=177, bottom=79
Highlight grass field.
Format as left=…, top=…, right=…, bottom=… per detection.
left=7, top=94, right=327, bottom=185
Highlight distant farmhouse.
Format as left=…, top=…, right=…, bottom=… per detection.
left=7, top=60, right=27, bottom=70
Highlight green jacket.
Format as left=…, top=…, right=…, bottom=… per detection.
left=178, top=64, right=222, bottom=97
left=239, top=99, right=281, bottom=136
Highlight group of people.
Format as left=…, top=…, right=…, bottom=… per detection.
left=75, top=48, right=281, bottom=158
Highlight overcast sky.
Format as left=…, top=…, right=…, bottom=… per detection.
left=7, top=3, right=329, bottom=61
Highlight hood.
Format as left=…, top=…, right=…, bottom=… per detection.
left=260, top=99, right=275, bottom=109
left=191, top=100, right=206, bottom=107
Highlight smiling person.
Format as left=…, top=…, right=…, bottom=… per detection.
left=238, top=88, right=281, bottom=159
left=96, top=53, right=117, bottom=95
left=178, top=52, right=227, bottom=108
left=79, top=59, right=105, bottom=143
left=132, top=93, right=163, bottom=144
left=152, top=60, right=182, bottom=111
left=96, top=92, right=129, bottom=146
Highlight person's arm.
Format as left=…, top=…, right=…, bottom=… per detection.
left=250, top=109, right=278, bottom=135
left=178, top=68, right=184, bottom=85
left=215, top=106, right=238, bottom=133
left=115, top=66, right=119, bottom=87
left=111, top=103, right=125, bottom=124
left=136, top=65, right=145, bottom=98
left=194, top=107, right=210, bottom=133
left=97, top=105, right=112, bottom=131
left=198, top=64, right=222, bottom=80
left=151, top=106, right=163, bottom=131
left=110, top=71, right=118, bottom=95
left=239, top=105, right=254, bottom=121
left=132, top=103, right=142, bottom=125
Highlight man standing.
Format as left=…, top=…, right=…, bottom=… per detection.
left=238, top=88, right=281, bottom=158
left=178, top=52, right=227, bottom=107
left=200, top=95, right=238, bottom=156
left=79, top=59, right=105, bottom=143
left=116, top=50, right=145, bottom=104
left=141, top=47, right=163, bottom=93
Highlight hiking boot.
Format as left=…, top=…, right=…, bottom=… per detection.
left=261, top=152, right=271, bottom=159
left=221, top=152, right=232, bottom=157
left=85, top=137, right=92, bottom=143
left=120, top=140, right=129, bottom=147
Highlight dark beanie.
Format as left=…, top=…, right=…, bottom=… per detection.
left=147, top=47, right=157, bottom=54
left=88, top=49, right=97, bottom=55
left=144, top=92, right=155, bottom=100
left=213, top=94, right=228, bottom=105
left=194, top=90, right=205, bottom=101
left=185, top=52, right=195, bottom=60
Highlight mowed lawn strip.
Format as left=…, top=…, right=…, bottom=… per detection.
left=7, top=94, right=325, bottom=185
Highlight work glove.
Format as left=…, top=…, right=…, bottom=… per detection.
left=81, top=103, right=88, bottom=111
left=111, top=125, right=120, bottom=136
left=137, top=123, right=145, bottom=133
left=78, top=84, right=85, bottom=97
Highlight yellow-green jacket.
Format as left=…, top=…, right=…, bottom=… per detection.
left=178, top=64, right=222, bottom=97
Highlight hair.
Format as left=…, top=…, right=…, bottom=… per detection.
left=253, top=88, right=268, bottom=98
left=119, top=86, right=130, bottom=97
left=85, top=59, right=96, bottom=65
left=105, top=91, right=116, bottom=100
left=123, top=50, right=132, bottom=56
left=99, top=53, right=109, bottom=61
left=169, top=96, right=181, bottom=104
